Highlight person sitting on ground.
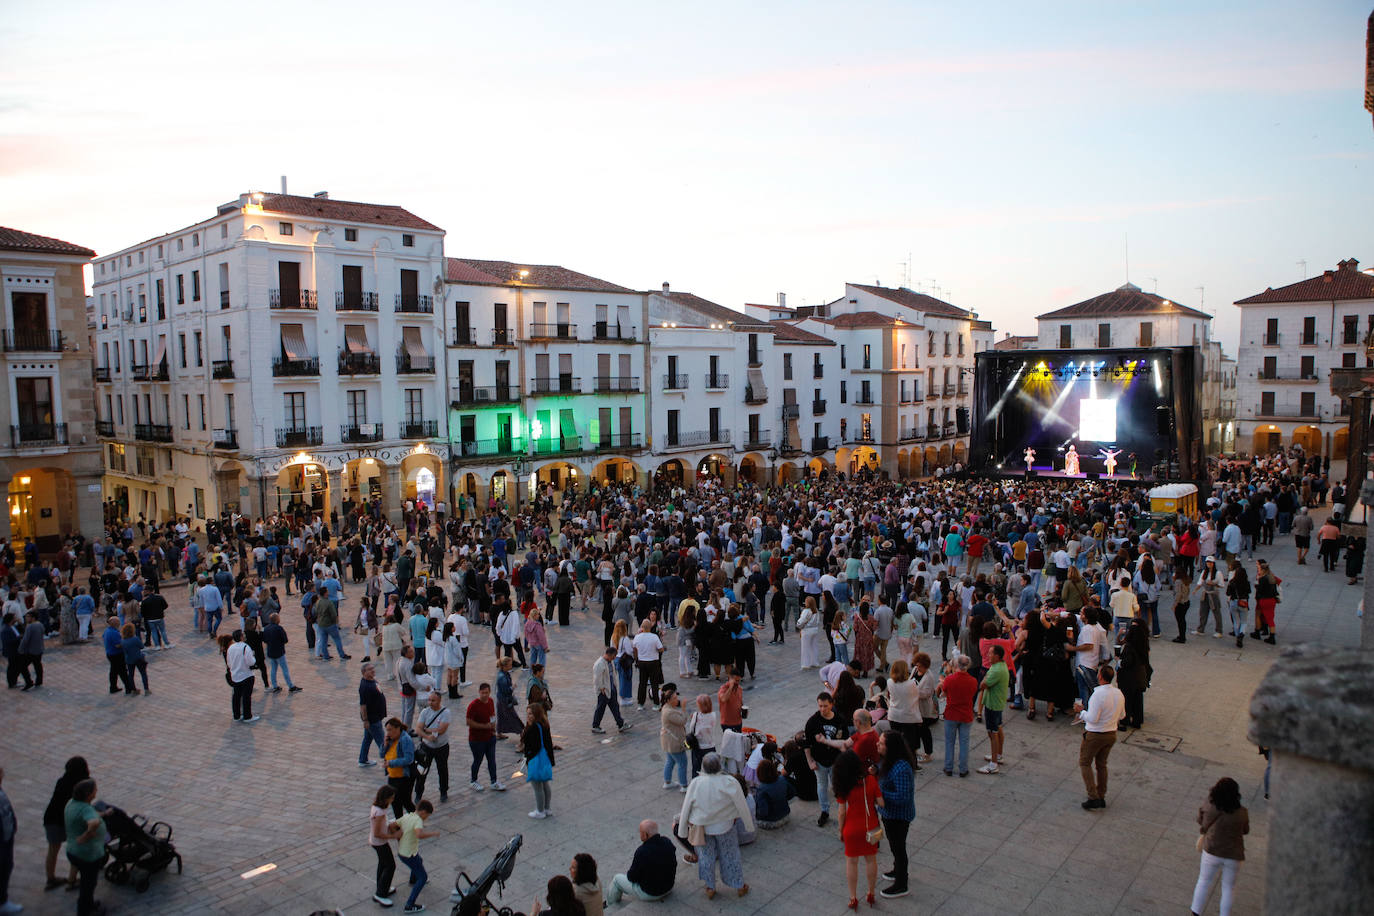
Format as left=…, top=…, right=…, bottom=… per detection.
left=605, top=819, right=676, bottom=906
left=753, top=759, right=795, bottom=829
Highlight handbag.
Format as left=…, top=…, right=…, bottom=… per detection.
left=683, top=712, right=700, bottom=752
left=863, top=778, right=884, bottom=845
left=618, top=652, right=634, bottom=672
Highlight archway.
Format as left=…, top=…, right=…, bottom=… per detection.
left=897, top=450, right=911, bottom=479
left=489, top=470, right=512, bottom=506
left=923, top=446, right=938, bottom=478
left=401, top=448, right=444, bottom=512
left=806, top=456, right=829, bottom=480
left=214, top=459, right=247, bottom=518
left=655, top=459, right=686, bottom=489
left=1291, top=425, right=1322, bottom=456
left=1251, top=426, right=1281, bottom=457
left=276, top=458, right=330, bottom=517
left=952, top=441, right=967, bottom=467
left=6, top=467, right=77, bottom=554
left=848, top=446, right=879, bottom=475
left=697, top=454, right=729, bottom=480
left=937, top=445, right=951, bottom=466
left=776, top=461, right=796, bottom=485
left=533, top=461, right=580, bottom=493
left=834, top=446, right=852, bottom=474
left=343, top=456, right=385, bottom=514
left=1333, top=427, right=1349, bottom=461
left=593, top=456, right=640, bottom=486
left=737, top=453, right=761, bottom=484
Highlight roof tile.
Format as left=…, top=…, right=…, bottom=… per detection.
left=446, top=258, right=633, bottom=293
left=850, top=284, right=969, bottom=318
left=0, top=226, right=95, bottom=257
left=258, top=194, right=441, bottom=232
left=1236, top=259, right=1374, bottom=304
left=1036, top=283, right=1209, bottom=320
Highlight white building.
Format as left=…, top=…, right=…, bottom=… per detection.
left=1234, top=258, right=1374, bottom=459
left=91, top=190, right=447, bottom=524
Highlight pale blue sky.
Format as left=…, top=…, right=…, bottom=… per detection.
left=2, top=1, right=1369, bottom=349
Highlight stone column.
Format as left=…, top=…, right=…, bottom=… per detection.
left=1248, top=645, right=1374, bottom=912
left=382, top=464, right=403, bottom=528
left=73, top=473, right=106, bottom=541
left=0, top=473, right=11, bottom=544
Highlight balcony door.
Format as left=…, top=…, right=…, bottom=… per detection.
left=278, top=262, right=301, bottom=307
left=341, top=265, right=363, bottom=308
left=11, top=291, right=48, bottom=336
left=16, top=377, right=54, bottom=432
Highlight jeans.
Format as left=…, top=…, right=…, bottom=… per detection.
left=607, top=873, right=670, bottom=904
left=401, top=693, right=416, bottom=731
left=268, top=655, right=295, bottom=689
left=469, top=737, right=498, bottom=782
left=617, top=664, right=633, bottom=702
left=1229, top=600, right=1248, bottom=638
left=664, top=750, right=688, bottom=786
left=815, top=763, right=833, bottom=813
left=399, top=853, right=426, bottom=909
left=373, top=843, right=396, bottom=897
left=319, top=624, right=346, bottom=658
left=1277, top=511, right=1292, bottom=535
left=593, top=692, right=624, bottom=728
left=1074, top=665, right=1098, bottom=708
left=1191, top=851, right=1240, bottom=916
left=943, top=719, right=971, bottom=774
left=833, top=642, right=850, bottom=665
left=68, top=851, right=106, bottom=916
left=206, top=608, right=222, bottom=636
left=146, top=619, right=169, bottom=647
left=361, top=720, right=386, bottom=764
left=882, top=818, right=910, bottom=886
left=77, top=613, right=92, bottom=640
left=231, top=675, right=254, bottom=720
left=528, top=645, right=547, bottom=668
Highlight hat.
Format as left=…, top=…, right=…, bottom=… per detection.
left=1205, top=556, right=1216, bottom=563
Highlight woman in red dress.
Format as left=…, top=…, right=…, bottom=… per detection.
left=833, top=749, right=881, bottom=908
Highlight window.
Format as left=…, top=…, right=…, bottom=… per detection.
left=840, top=344, right=846, bottom=369
left=1139, top=321, right=1153, bottom=347
left=193, top=488, right=205, bottom=518
left=192, top=232, right=199, bottom=248
left=345, top=228, right=357, bottom=242
left=708, top=407, right=721, bottom=439
left=667, top=409, right=680, bottom=446
left=194, top=330, right=202, bottom=366
left=279, top=222, right=294, bottom=236
left=957, top=334, right=964, bottom=357
left=284, top=392, right=306, bottom=428
left=218, top=263, right=229, bottom=309
left=1262, top=356, right=1276, bottom=378
left=175, top=275, right=185, bottom=305
left=840, top=380, right=847, bottom=403
left=156, top=278, right=165, bottom=313
left=863, top=344, right=871, bottom=369
left=183, top=394, right=191, bottom=429
left=1344, top=352, right=1357, bottom=368
left=191, top=270, right=200, bottom=301
left=1265, top=318, right=1279, bottom=345
left=402, top=234, right=414, bottom=247
left=16, top=377, right=53, bottom=430
left=177, top=238, right=184, bottom=252
left=1098, top=324, right=1110, bottom=348
left=1059, top=325, right=1072, bottom=348
left=1301, top=355, right=1315, bottom=379
left=138, top=251, right=144, bottom=264
left=813, top=353, right=823, bottom=377
left=108, top=443, right=126, bottom=472
left=405, top=389, right=423, bottom=423
left=10, top=290, right=48, bottom=334
left=220, top=224, right=227, bottom=239
left=1260, top=391, right=1275, bottom=415
left=347, top=390, right=368, bottom=426
left=156, top=244, right=163, bottom=258
left=1344, top=314, right=1359, bottom=345
left=178, top=333, right=187, bottom=368
left=1302, top=316, right=1317, bottom=345
left=899, top=343, right=906, bottom=368
left=198, top=394, right=205, bottom=430
left=783, top=353, right=792, bottom=380
left=1300, top=391, right=1316, bottom=416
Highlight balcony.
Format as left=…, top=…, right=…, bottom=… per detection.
left=211, top=359, right=235, bottom=379
left=269, top=288, right=318, bottom=310
left=213, top=428, right=239, bottom=449
left=529, top=323, right=577, bottom=340
left=1257, top=369, right=1319, bottom=383
left=780, top=404, right=800, bottom=419
left=219, top=290, right=231, bottom=309
left=453, top=437, right=526, bottom=458
left=533, top=435, right=582, bottom=456
left=1254, top=406, right=1321, bottom=420
left=450, top=385, right=520, bottom=407
left=704, top=373, right=730, bottom=390
left=95, top=420, right=115, bottom=437
left=1, top=329, right=64, bottom=352
left=338, top=351, right=381, bottom=375
left=151, top=361, right=170, bottom=381
left=594, top=432, right=642, bottom=451
left=664, top=429, right=730, bottom=449
left=93, top=366, right=111, bottom=382
left=491, top=327, right=514, bottom=347
left=812, top=399, right=827, bottom=415
left=927, top=386, right=941, bottom=400
left=395, top=294, right=434, bottom=314
left=745, top=429, right=772, bottom=450
left=276, top=426, right=323, bottom=448
left=340, top=423, right=383, bottom=443
left=401, top=419, right=438, bottom=439
left=957, top=383, right=968, bottom=396
left=10, top=423, right=67, bottom=448
left=852, top=431, right=876, bottom=444
left=744, top=385, right=768, bottom=404
left=593, top=323, right=637, bottom=342
left=1262, top=333, right=1281, bottom=347
left=130, top=364, right=150, bottom=381
left=663, top=374, right=689, bottom=391
left=926, top=429, right=942, bottom=441
left=811, top=435, right=830, bottom=451
left=943, top=422, right=957, bottom=436
left=273, top=356, right=320, bottom=377
left=396, top=352, right=435, bottom=374
left=780, top=438, right=802, bottom=456
left=594, top=376, right=640, bottom=393
left=1300, top=334, right=1319, bottom=347
left=134, top=423, right=173, bottom=442
left=856, top=393, right=877, bottom=405
left=336, top=291, right=380, bottom=312
left=451, top=326, right=476, bottom=346
left=943, top=384, right=956, bottom=397
left=531, top=376, right=582, bottom=395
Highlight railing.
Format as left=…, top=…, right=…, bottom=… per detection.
left=341, top=423, right=383, bottom=443
left=812, top=399, right=827, bottom=415
left=926, top=429, right=942, bottom=440
left=219, top=290, right=231, bottom=309
left=336, top=291, right=380, bottom=312
left=93, top=366, right=111, bottom=382
left=943, top=422, right=956, bottom=436
left=594, top=376, right=640, bottom=393
left=927, top=386, right=941, bottom=400
left=451, top=326, right=476, bottom=346
left=276, top=426, right=323, bottom=448
left=273, top=356, right=320, bottom=377
left=1300, top=334, right=1319, bottom=346
left=338, top=351, right=381, bottom=375
left=10, top=423, right=67, bottom=447
left=663, top=374, right=689, bottom=390
left=531, top=376, right=581, bottom=394
left=1254, top=406, right=1321, bottom=419
left=665, top=429, right=730, bottom=448
left=852, top=431, right=876, bottom=444
left=533, top=435, right=582, bottom=456
left=781, top=404, right=800, bottom=419
left=491, top=327, right=514, bottom=346
left=900, top=427, right=922, bottom=441
left=943, top=384, right=956, bottom=397
left=213, top=428, right=239, bottom=449
left=594, top=432, right=642, bottom=450
left=529, top=323, right=577, bottom=339
left=453, top=437, right=527, bottom=458
left=1, top=329, right=64, bottom=352
left=269, top=288, right=318, bottom=310
left=450, top=385, right=521, bottom=406
left=395, top=294, right=433, bottom=313
left=1257, top=370, right=1318, bottom=382
left=744, top=385, right=767, bottom=404
left=211, top=359, right=235, bottom=379
left=151, top=361, right=170, bottom=381
left=957, top=383, right=968, bottom=396
left=811, top=435, right=829, bottom=451
left=134, top=423, right=173, bottom=442
left=593, top=323, right=636, bottom=342
left=95, top=420, right=115, bottom=437
left=401, top=419, right=438, bottom=438
left=396, top=352, right=435, bottom=374
left=744, top=429, right=772, bottom=450
left=130, top=364, right=150, bottom=381
left=1262, top=333, right=1281, bottom=347
left=780, top=438, right=801, bottom=455
left=856, top=393, right=876, bottom=405
left=704, top=373, right=730, bottom=389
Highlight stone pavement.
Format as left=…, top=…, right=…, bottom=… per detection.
left=0, top=520, right=1360, bottom=916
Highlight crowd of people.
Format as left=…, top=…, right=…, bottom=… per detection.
left=1, top=447, right=1332, bottom=914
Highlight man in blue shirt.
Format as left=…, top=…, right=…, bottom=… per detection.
left=103, top=616, right=135, bottom=694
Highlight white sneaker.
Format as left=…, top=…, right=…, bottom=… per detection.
left=662, top=782, right=675, bottom=790
left=528, top=810, right=547, bottom=819
left=977, top=762, right=999, bottom=774
left=469, top=781, right=485, bottom=792
left=492, top=781, right=507, bottom=791
left=243, top=715, right=261, bottom=723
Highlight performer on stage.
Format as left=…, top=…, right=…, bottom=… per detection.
left=1098, top=447, right=1122, bottom=478
left=1128, top=452, right=1138, bottom=479
left=1063, top=444, right=1080, bottom=476
left=1023, top=447, right=1036, bottom=478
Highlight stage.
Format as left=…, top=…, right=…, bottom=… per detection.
left=986, top=465, right=1155, bottom=483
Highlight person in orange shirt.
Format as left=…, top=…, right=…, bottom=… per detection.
left=716, top=669, right=744, bottom=732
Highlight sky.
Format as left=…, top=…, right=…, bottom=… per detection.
left=2, top=0, right=1370, bottom=350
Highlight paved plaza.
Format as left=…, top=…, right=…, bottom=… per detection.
left=1, top=514, right=1361, bottom=916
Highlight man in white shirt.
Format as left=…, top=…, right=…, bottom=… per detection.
left=1074, top=665, right=1125, bottom=810
left=632, top=624, right=665, bottom=709
left=226, top=630, right=260, bottom=723
left=1071, top=610, right=1108, bottom=708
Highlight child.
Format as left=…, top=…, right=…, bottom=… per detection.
left=395, top=798, right=439, bottom=913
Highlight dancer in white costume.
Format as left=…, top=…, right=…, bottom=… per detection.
left=1063, top=445, right=1080, bottom=476
left=1098, top=447, right=1122, bottom=477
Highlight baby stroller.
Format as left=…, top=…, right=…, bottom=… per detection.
left=102, top=804, right=183, bottom=893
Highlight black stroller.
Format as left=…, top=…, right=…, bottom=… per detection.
left=102, top=804, right=183, bottom=892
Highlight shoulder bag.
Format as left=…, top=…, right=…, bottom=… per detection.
left=863, top=777, right=884, bottom=845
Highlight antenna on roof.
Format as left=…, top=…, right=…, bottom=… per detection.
left=1124, top=233, right=1130, bottom=284
left=1147, top=277, right=1158, bottom=293
left=1196, top=286, right=1207, bottom=315
left=1297, top=259, right=1307, bottom=280
left=899, top=252, right=912, bottom=289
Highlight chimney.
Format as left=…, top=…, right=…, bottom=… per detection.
left=661, top=282, right=670, bottom=294
left=280, top=175, right=288, bottom=195
left=777, top=292, right=787, bottom=309
left=313, top=191, right=329, bottom=199
left=1324, top=270, right=1335, bottom=283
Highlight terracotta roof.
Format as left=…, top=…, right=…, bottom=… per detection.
left=822, top=310, right=903, bottom=329
left=446, top=258, right=634, bottom=293
left=1236, top=259, right=1374, bottom=305
left=0, top=226, right=95, bottom=257
left=653, top=290, right=772, bottom=329
left=1036, top=283, right=1209, bottom=320
left=993, top=335, right=1038, bottom=351
left=769, top=319, right=835, bottom=345
left=850, top=284, right=970, bottom=319
left=258, top=193, right=442, bottom=232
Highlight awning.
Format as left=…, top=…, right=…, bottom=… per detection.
left=280, top=324, right=308, bottom=360
left=558, top=411, right=577, bottom=438
left=1148, top=483, right=1198, bottom=498
left=344, top=325, right=371, bottom=353
left=152, top=336, right=168, bottom=368
left=402, top=327, right=428, bottom=360
left=748, top=368, right=768, bottom=398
